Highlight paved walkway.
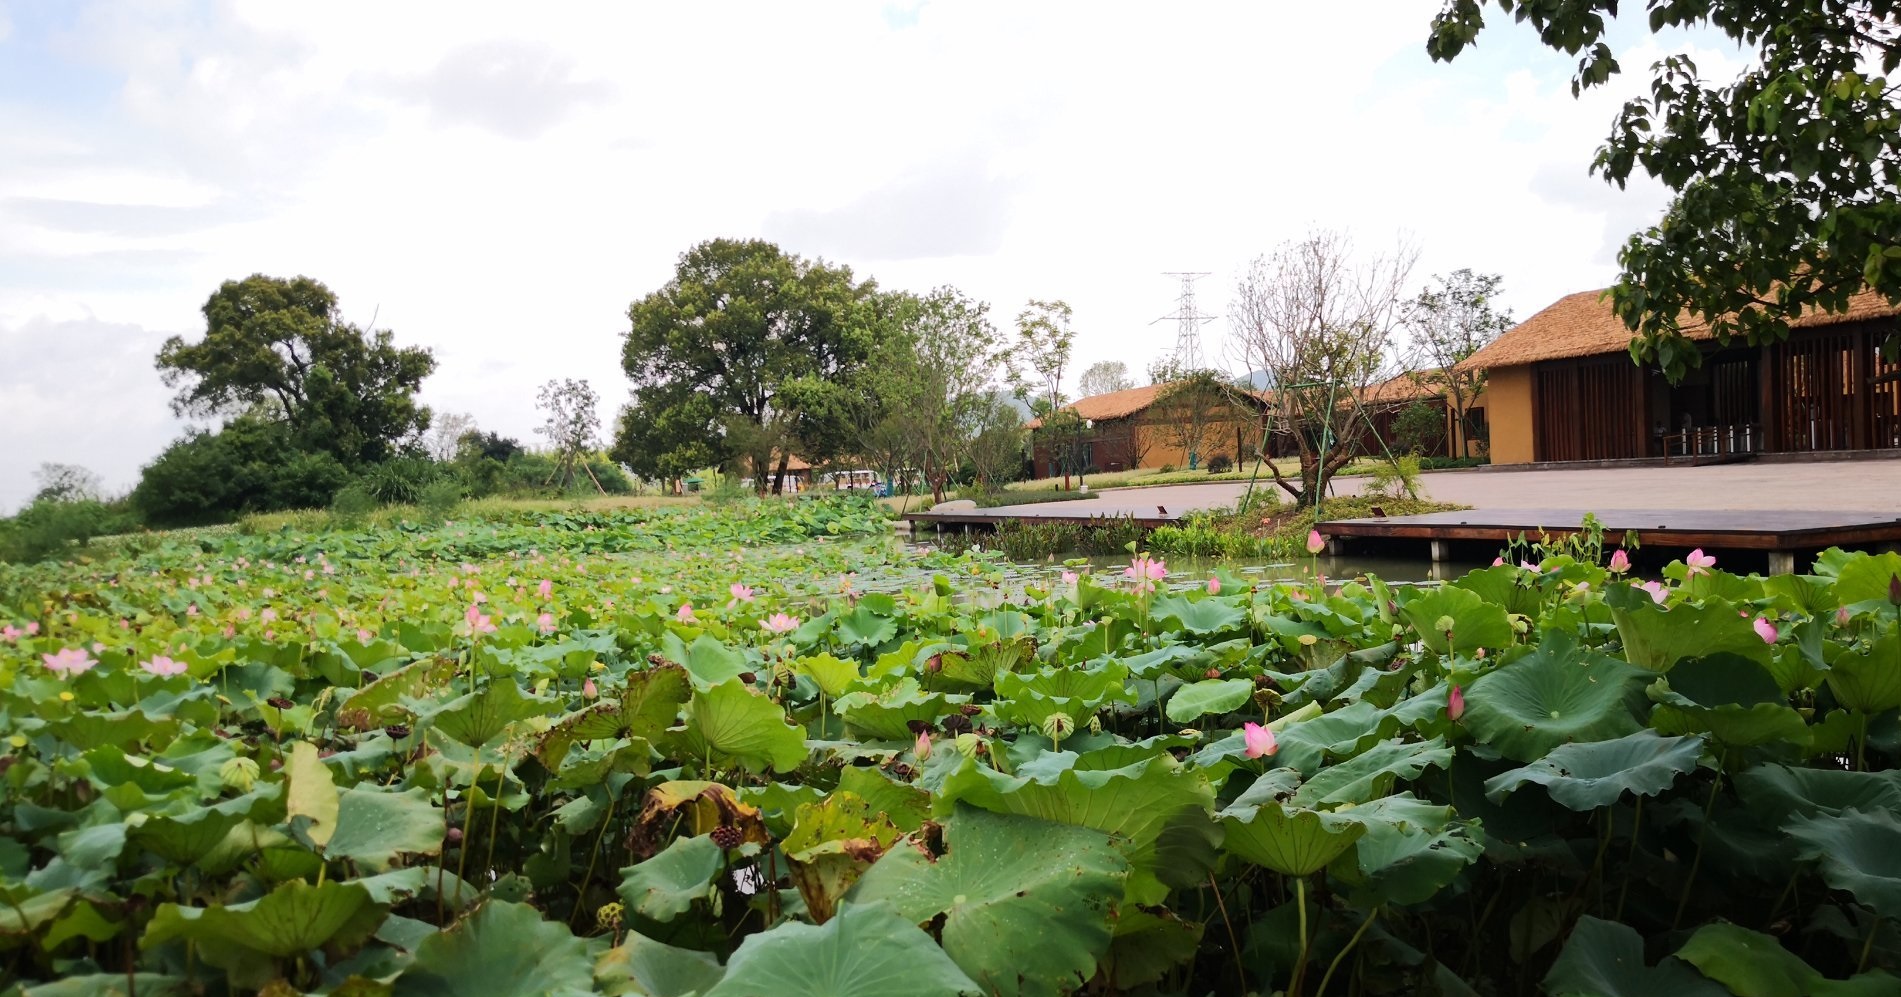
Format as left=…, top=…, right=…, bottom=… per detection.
left=981, top=459, right=1901, bottom=518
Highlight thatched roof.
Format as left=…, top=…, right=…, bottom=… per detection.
left=1465, top=286, right=1901, bottom=370
left=1358, top=372, right=1443, bottom=407
left=1028, top=381, right=1270, bottom=429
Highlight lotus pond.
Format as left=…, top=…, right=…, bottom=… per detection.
left=5, top=495, right=1901, bottom=996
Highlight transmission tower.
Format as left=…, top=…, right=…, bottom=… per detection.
left=1152, top=272, right=1217, bottom=371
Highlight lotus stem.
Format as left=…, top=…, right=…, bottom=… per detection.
left=1671, top=770, right=1723, bottom=930
left=1208, top=873, right=1247, bottom=992
left=1316, top=905, right=1381, bottom=997
left=1292, top=876, right=1311, bottom=997
left=1615, top=795, right=1643, bottom=921
left=485, top=765, right=508, bottom=879
left=570, top=794, right=618, bottom=929
left=1860, top=915, right=1880, bottom=974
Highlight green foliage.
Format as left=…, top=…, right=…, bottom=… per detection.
left=1390, top=401, right=1447, bottom=456
left=0, top=497, right=141, bottom=564
left=5, top=499, right=1901, bottom=996
left=1426, top=2, right=1901, bottom=380
left=156, top=273, right=437, bottom=466
left=1363, top=453, right=1422, bottom=500
left=1205, top=454, right=1233, bottom=474
left=132, top=416, right=351, bottom=526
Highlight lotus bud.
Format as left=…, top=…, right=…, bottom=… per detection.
left=914, top=730, right=933, bottom=760
left=220, top=756, right=259, bottom=794
left=1890, top=574, right=1901, bottom=607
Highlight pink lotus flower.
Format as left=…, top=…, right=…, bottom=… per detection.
left=537, top=612, right=557, bottom=634
left=1060, top=571, right=1078, bottom=585
left=140, top=656, right=188, bottom=678
left=1753, top=617, right=1779, bottom=644
left=1837, top=606, right=1853, bottom=627
left=1124, top=555, right=1168, bottom=594
left=1639, top=580, right=1668, bottom=605
left=1448, top=684, right=1465, bottom=722
left=676, top=603, right=697, bottom=624
left=1242, top=721, right=1277, bottom=759
left=464, top=604, right=497, bottom=634
left=1306, top=530, right=1327, bottom=555
left=1607, top=549, right=1631, bottom=574
left=185, top=605, right=199, bottom=617
left=357, top=628, right=374, bottom=643
left=1520, top=560, right=1541, bottom=573
left=1, top=625, right=19, bottom=642
left=1206, top=576, right=1221, bottom=595
left=1685, top=549, right=1717, bottom=576
left=42, top=647, right=97, bottom=678
left=26, top=621, right=37, bottom=635
left=583, top=678, right=598, bottom=699
left=729, top=583, right=756, bottom=607
left=914, top=730, right=933, bottom=760
left=761, top=612, right=799, bottom=635
left=1491, top=557, right=1505, bottom=567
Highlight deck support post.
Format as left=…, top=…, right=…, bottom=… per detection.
left=1767, top=551, right=1797, bottom=575
left=1429, top=540, right=1450, bottom=564
left=1327, top=539, right=1342, bottom=556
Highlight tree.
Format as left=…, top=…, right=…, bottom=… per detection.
left=1403, top=269, right=1513, bottom=457
left=963, top=394, right=1027, bottom=490
left=536, top=378, right=604, bottom=493
left=425, top=412, right=477, bottom=462
left=858, top=288, right=1009, bottom=503
left=31, top=463, right=103, bottom=504
left=132, top=416, right=349, bottom=526
left=1229, top=231, right=1417, bottom=506
left=1077, top=360, right=1135, bottom=398
left=458, top=431, right=523, bottom=463
left=1009, top=299, right=1076, bottom=415
left=155, top=274, right=437, bottom=466
left=1428, top=1, right=1901, bottom=379
left=1146, top=366, right=1256, bottom=471
left=615, top=239, right=877, bottom=494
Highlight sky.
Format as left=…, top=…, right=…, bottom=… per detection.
left=0, top=0, right=1746, bottom=510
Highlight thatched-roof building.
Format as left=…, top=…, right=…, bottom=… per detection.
left=1466, top=288, right=1901, bottom=463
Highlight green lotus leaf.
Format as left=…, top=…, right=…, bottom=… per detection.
left=422, top=680, right=553, bottom=749
left=1463, top=630, right=1650, bottom=761
left=1399, top=585, right=1515, bottom=654
left=784, top=792, right=904, bottom=924
left=617, top=834, right=723, bottom=923
left=21, top=974, right=192, bottom=997
left=678, top=678, right=809, bottom=772
left=660, top=631, right=750, bottom=688
left=1734, top=764, right=1901, bottom=823
left=393, top=900, right=593, bottom=997
left=795, top=652, right=864, bottom=698
left=595, top=929, right=727, bottom=997
left=1823, top=635, right=1901, bottom=714
left=991, top=663, right=1137, bottom=731
left=1098, top=906, right=1204, bottom=990
left=837, top=604, right=899, bottom=647
left=126, top=805, right=247, bottom=866
left=143, top=880, right=388, bottom=985
left=1449, top=563, right=1545, bottom=617
left=936, top=754, right=1215, bottom=904
left=1543, top=915, right=1727, bottom=997
left=1164, top=678, right=1254, bottom=724
left=703, top=900, right=979, bottom=997
left=1218, top=801, right=1365, bottom=877
left=1290, top=736, right=1452, bottom=808
left=43, top=708, right=179, bottom=752
left=833, top=677, right=956, bottom=741
left=342, top=656, right=461, bottom=718
left=1829, top=550, right=1901, bottom=609
left=1256, top=700, right=1397, bottom=775
left=929, top=638, right=1036, bottom=691
left=850, top=806, right=1128, bottom=997
left=1484, top=730, right=1707, bottom=810
left=537, top=663, right=689, bottom=770
left=1788, top=807, right=1901, bottom=919
left=1150, top=593, right=1248, bottom=636
left=285, top=740, right=340, bottom=850
left=1651, top=701, right=1811, bottom=749
left=837, top=766, right=931, bottom=833
left=1333, top=793, right=1484, bottom=906
left=1674, top=922, right=1821, bottom=997
left=1605, top=584, right=1772, bottom=671
left=325, top=785, right=444, bottom=873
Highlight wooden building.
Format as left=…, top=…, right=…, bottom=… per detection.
left=1465, top=288, right=1901, bottom=464
left=1029, top=383, right=1272, bottom=475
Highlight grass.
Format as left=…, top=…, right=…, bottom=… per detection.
left=1004, top=458, right=1402, bottom=493
left=236, top=494, right=699, bottom=534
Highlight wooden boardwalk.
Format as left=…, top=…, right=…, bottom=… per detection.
left=1319, top=507, right=1901, bottom=572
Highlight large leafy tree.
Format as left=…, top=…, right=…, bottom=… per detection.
left=1404, top=269, right=1514, bottom=457
left=156, top=274, right=437, bottom=467
left=1428, top=1, right=1901, bottom=379
left=1077, top=360, right=1136, bottom=398
left=859, top=287, right=1009, bottom=503
left=614, top=239, right=878, bottom=493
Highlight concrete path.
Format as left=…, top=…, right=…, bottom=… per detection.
left=983, top=459, right=1901, bottom=518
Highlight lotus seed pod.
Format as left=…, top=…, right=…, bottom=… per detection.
left=220, top=756, right=259, bottom=794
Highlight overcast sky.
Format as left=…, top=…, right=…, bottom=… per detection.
left=0, top=1, right=1743, bottom=510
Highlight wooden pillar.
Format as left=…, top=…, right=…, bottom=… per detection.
left=1430, top=539, right=1450, bottom=563
left=1768, top=550, right=1797, bottom=575
left=1851, top=327, right=1873, bottom=450
left=1759, top=343, right=1781, bottom=452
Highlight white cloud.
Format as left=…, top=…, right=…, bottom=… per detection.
left=0, top=0, right=1749, bottom=509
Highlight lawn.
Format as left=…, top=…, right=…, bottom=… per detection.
left=3, top=494, right=1898, bottom=995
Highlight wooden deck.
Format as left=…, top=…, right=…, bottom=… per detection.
left=1319, top=507, right=1901, bottom=571
left=905, top=506, right=1180, bottom=530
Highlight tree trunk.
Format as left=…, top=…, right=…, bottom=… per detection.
left=771, top=453, right=790, bottom=495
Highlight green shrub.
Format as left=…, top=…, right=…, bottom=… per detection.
left=419, top=479, right=464, bottom=519
left=0, top=498, right=141, bottom=563
left=358, top=458, right=440, bottom=505
left=1365, top=455, right=1423, bottom=500
left=1390, top=401, right=1447, bottom=456
left=1206, top=454, right=1233, bottom=474
left=329, top=485, right=378, bottom=526
left=133, top=418, right=350, bottom=527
